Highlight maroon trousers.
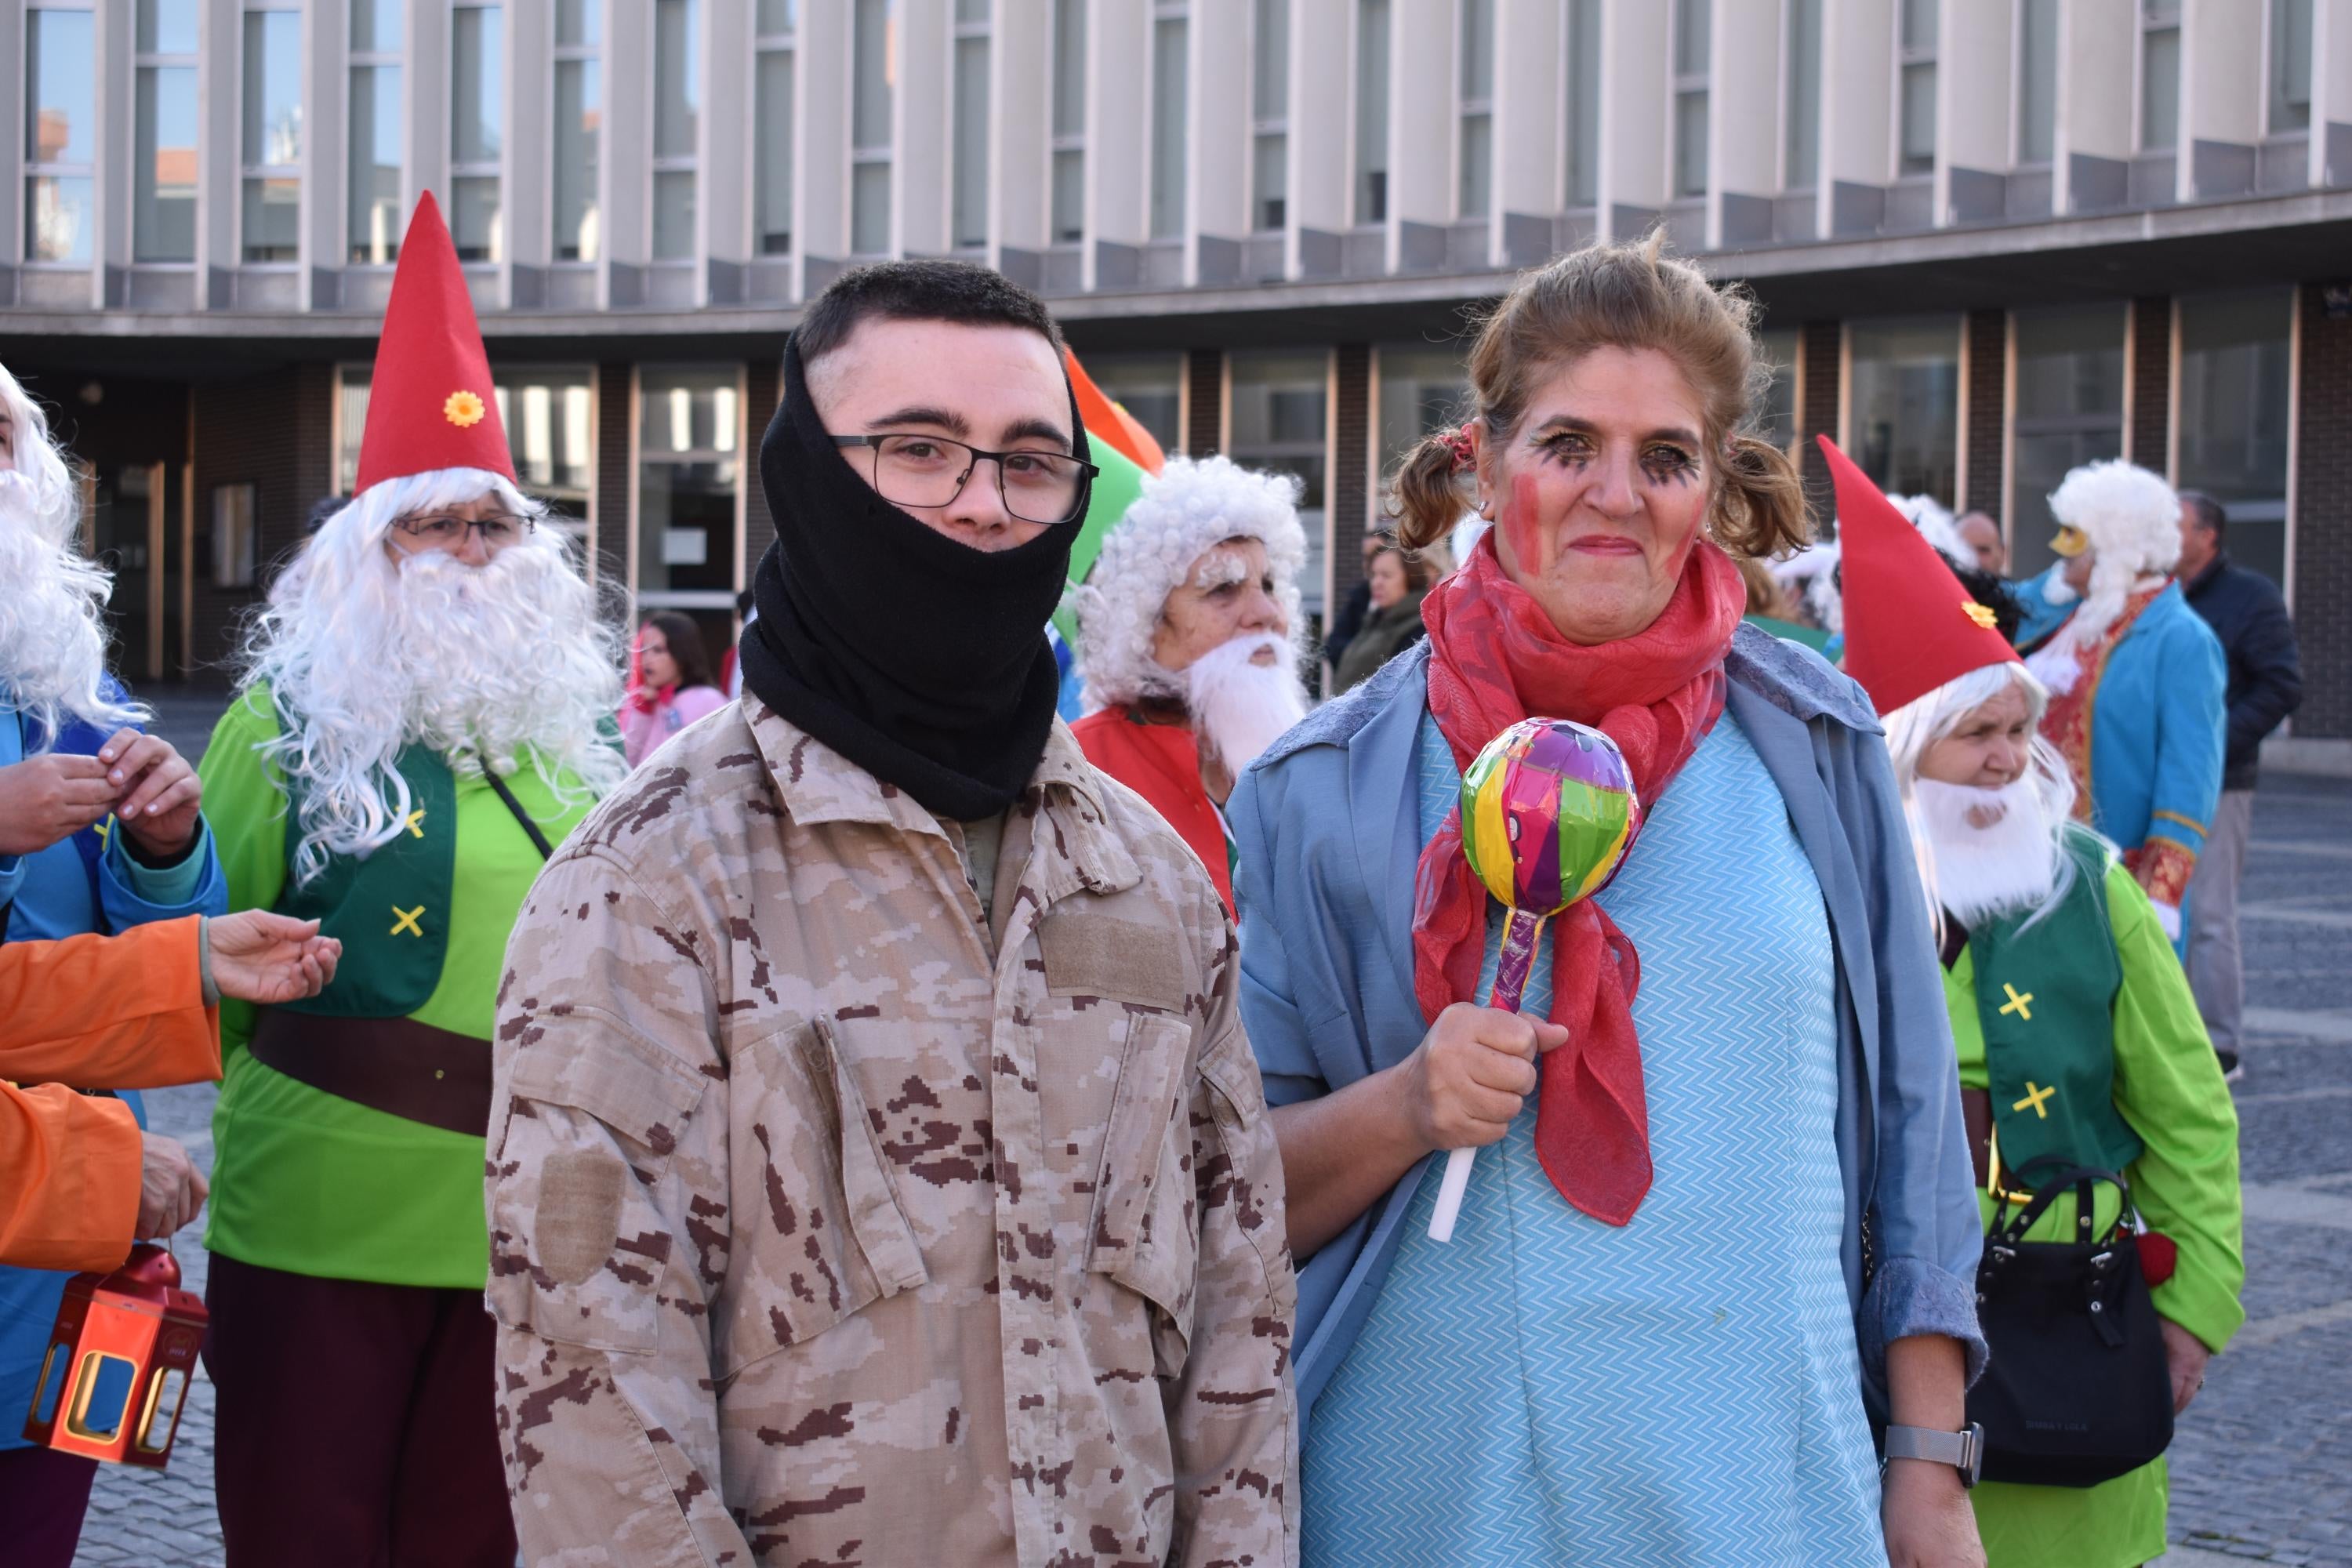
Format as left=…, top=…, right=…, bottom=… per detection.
left=202, top=1254, right=516, bottom=1568
left=0, top=1446, right=99, bottom=1568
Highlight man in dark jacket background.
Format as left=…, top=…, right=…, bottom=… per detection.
left=2178, top=491, right=2303, bottom=1076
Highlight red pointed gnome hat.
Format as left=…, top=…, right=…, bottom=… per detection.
left=353, top=193, right=516, bottom=493
left=1818, top=434, right=2018, bottom=716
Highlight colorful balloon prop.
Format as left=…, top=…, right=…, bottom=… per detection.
left=1428, top=717, right=1640, bottom=1243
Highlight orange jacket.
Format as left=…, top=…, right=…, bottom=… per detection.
left=1069, top=706, right=1235, bottom=915
left=1, top=916, right=223, bottom=1272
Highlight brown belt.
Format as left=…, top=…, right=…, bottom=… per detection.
left=1962, top=1087, right=1994, bottom=1191
left=247, top=1009, right=494, bottom=1138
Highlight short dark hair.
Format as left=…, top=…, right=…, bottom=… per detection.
left=306, top=493, right=353, bottom=534
left=2179, top=489, right=2227, bottom=538
left=794, top=260, right=1064, bottom=367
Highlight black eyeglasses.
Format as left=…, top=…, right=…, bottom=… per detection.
left=833, top=434, right=1098, bottom=526
left=391, top=512, right=535, bottom=547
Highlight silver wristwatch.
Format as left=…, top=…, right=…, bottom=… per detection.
left=1882, top=1422, right=1985, bottom=1489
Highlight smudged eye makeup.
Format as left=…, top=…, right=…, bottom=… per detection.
left=1640, top=444, right=1700, bottom=483
left=1529, top=429, right=1700, bottom=485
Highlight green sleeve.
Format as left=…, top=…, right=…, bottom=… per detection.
left=2105, top=860, right=2245, bottom=1352
left=194, top=688, right=292, bottom=1055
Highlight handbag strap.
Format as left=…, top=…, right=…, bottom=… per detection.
left=1990, top=1160, right=2132, bottom=1249
left=478, top=759, right=555, bottom=861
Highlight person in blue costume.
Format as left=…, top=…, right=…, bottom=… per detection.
left=0, top=361, right=227, bottom=1568
left=1232, top=239, right=1990, bottom=1568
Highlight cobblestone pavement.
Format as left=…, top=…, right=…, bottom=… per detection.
left=66, top=717, right=2352, bottom=1565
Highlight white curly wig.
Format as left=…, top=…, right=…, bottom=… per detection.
left=1070, top=454, right=1308, bottom=710
left=2027, top=459, right=2182, bottom=690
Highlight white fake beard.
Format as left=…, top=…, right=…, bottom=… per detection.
left=0, top=477, right=139, bottom=738
left=1183, top=632, right=1309, bottom=776
left=1915, top=778, right=2060, bottom=927
left=252, top=535, right=623, bottom=881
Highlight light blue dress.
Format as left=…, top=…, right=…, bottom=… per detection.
left=1301, top=707, right=1886, bottom=1566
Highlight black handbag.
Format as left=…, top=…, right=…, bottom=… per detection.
left=1965, top=1161, right=2176, bottom=1487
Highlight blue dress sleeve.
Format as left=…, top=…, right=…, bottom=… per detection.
left=1230, top=764, right=1329, bottom=1109
left=99, top=820, right=228, bottom=928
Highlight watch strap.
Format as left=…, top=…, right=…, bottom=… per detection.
left=1883, top=1422, right=1985, bottom=1488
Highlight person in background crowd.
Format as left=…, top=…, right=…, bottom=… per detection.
left=2176, top=492, right=2302, bottom=1078
left=1957, top=510, right=2007, bottom=575
left=1332, top=539, right=1429, bottom=694
left=2020, top=462, right=2226, bottom=956
left=1236, top=240, right=1984, bottom=1567
left=192, top=194, right=623, bottom=1568
left=720, top=584, right=756, bottom=699
left=2, top=911, right=340, bottom=1270
left=488, top=260, right=1297, bottom=1568
left=1323, top=528, right=1389, bottom=673
left=619, top=609, right=728, bottom=767
left=1070, top=453, right=1312, bottom=913
left=0, top=359, right=230, bottom=1568
left=1831, top=441, right=2241, bottom=1568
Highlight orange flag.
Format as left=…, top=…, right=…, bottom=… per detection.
left=1064, top=348, right=1167, bottom=475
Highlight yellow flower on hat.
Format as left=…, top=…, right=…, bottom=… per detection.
left=1962, top=599, right=1998, bottom=630
left=443, top=390, right=487, bottom=428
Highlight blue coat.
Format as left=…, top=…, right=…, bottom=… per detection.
left=2075, top=584, right=2227, bottom=875
left=1229, top=629, right=1986, bottom=1425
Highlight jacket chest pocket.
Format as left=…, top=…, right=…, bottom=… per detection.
left=714, top=1015, right=928, bottom=1380
left=1084, top=1012, right=1200, bottom=1374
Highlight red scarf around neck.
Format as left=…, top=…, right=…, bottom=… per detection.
left=1413, top=528, right=1745, bottom=1225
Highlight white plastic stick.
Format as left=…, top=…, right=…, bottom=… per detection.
left=1428, top=1145, right=1477, bottom=1243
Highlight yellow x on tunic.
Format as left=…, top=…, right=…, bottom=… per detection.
left=1999, top=983, right=2034, bottom=1021
left=405, top=809, right=427, bottom=839
left=2013, top=1081, right=2056, bottom=1119
left=390, top=905, right=426, bottom=937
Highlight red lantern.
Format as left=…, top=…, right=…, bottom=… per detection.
left=22, top=1245, right=206, bottom=1468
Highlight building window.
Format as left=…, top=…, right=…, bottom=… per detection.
left=1086, top=355, right=1184, bottom=458
left=241, top=6, right=301, bottom=263
left=1457, top=0, right=1494, bottom=220
left=452, top=3, right=504, bottom=263
left=637, top=366, right=744, bottom=654
left=1897, top=0, right=1937, bottom=177
left=349, top=2, right=402, bottom=264
left=851, top=0, right=895, bottom=255
left=1846, top=314, right=1960, bottom=509
left=554, top=0, right=601, bottom=263
left=1376, top=345, right=1471, bottom=523
left=1229, top=351, right=1330, bottom=614
left=1783, top=0, right=1821, bottom=191
left=1756, top=327, right=1800, bottom=451
left=2177, top=289, right=2293, bottom=587
left=952, top=0, right=989, bottom=249
left=24, top=7, right=96, bottom=265
left=2010, top=303, right=2126, bottom=579
left=135, top=0, right=199, bottom=264
left=2270, top=0, right=2313, bottom=134
left=1050, top=0, right=1085, bottom=242
left=756, top=2, right=796, bottom=256
left=1564, top=0, right=1599, bottom=206
left=1252, top=0, right=1288, bottom=233
left=2015, top=0, right=2058, bottom=165
left=1672, top=0, right=1710, bottom=199
left=1149, top=6, right=1188, bottom=241
left=337, top=365, right=597, bottom=526
left=1354, top=0, right=1388, bottom=223
left=652, top=0, right=699, bottom=261
left=2140, top=1, right=2180, bottom=152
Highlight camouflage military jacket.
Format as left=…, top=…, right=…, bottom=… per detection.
left=487, top=699, right=1298, bottom=1567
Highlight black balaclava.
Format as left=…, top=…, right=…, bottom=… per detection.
left=738, top=333, right=1088, bottom=821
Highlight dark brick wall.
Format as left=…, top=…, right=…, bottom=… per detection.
left=189, top=361, right=334, bottom=681
left=2292, top=281, right=2350, bottom=738
left=2128, top=296, right=2171, bottom=470
left=742, top=356, right=782, bottom=582
left=1329, top=344, right=1373, bottom=606
left=1798, top=320, right=1842, bottom=536
left=1185, top=347, right=1222, bottom=457
left=593, top=361, right=633, bottom=616
left=1962, top=309, right=2006, bottom=519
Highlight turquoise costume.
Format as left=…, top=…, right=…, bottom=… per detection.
left=1303, top=709, right=1885, bottom=1566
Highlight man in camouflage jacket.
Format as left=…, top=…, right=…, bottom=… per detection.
left=487, top=261, right=1298, bottom=1568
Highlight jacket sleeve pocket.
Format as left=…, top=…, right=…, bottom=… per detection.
left=486, top=1010, right=712, bottom=1356
left=1087, top=1012, right=1202, bottom=1372
left=713, top=1014, right=929, bottom=1378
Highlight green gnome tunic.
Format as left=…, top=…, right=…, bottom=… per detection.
left=198, top=688, right=603, bottom=1288
left=1945, top=829, right=2245, bottom=1568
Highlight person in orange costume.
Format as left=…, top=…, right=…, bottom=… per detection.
left=2, top=911, right=340, bottom=1273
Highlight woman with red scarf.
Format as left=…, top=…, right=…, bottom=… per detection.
left=1232, top=238, right=1989, bottom=1568
left=619, top=611, right=728, bottom=768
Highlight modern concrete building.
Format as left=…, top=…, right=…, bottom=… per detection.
left=2, top=0, right=2345, bottom=739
